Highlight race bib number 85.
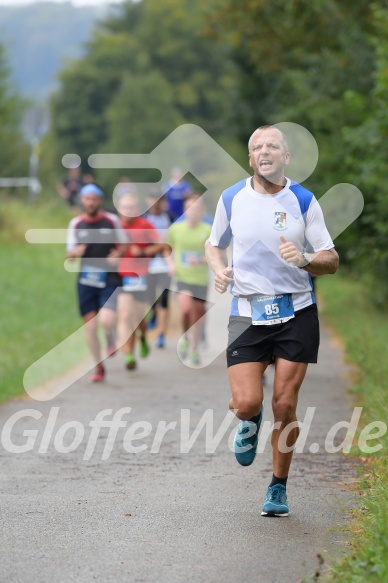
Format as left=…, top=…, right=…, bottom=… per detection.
left=249, top=293, right=294, bottom=325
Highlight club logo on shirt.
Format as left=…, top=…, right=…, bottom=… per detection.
left=274, top=212, right=287, bottom=230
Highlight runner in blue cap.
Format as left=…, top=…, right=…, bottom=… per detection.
left=66, top=184, right=127, bottom=382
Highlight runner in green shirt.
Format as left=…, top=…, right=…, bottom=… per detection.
left=167, top=195, right=212, bottom=365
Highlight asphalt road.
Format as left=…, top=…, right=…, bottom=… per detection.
left=0, top=290, right=357, bottom=583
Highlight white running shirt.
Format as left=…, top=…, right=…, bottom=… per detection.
left=209, top=177, right=334, bottom=316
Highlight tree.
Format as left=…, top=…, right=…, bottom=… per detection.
left=0, top=44, right=28, bottom=179
left=98, top=69, right=182, bottom=190
left=49, top=32, right=140, bottom=172
left=48, top=0, right=240, bottom=178
left=339, top=5, right=388, bottom=300
left=206, top=0, right=388, bottom=297
left=207, top=0, right=375, bottom=189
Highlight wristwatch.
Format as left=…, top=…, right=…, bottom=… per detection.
left=299, top=252, right=312, bottom=268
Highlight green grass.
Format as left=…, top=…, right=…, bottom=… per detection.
left=317, top=273, right=388, bottom=582
left=0, top=199, right=88, bottom=402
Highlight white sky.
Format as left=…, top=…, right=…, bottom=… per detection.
left=0, top=0, right=124, bottom=6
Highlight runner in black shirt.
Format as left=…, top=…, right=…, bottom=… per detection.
left=66, top=183, right=127, bottom=381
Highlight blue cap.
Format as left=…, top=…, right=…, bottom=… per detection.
left=80, top=184, right=104, bottom=197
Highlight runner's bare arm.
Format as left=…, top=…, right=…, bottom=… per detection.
left=279, top=236, right=339, bottom=275
left=107, top=243, right=128, bottom=259
left=301, top=248, right=339, bottom=276
left=147, top=242, right=168, bottom=257
left=66, top=244, right=87, bottom=260
left=205, top=239, right=234, bottom=293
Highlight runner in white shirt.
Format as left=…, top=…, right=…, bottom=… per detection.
left=205, top=125, right=339, bottom=517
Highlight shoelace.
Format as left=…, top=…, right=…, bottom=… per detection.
left=237, top=407, right=263, bottom=437
left=238, top=421, right=257, bottom=435
left=239, top=425, right=251, bottom=435
left=268, top=486, right=286, bottom=504
left=237, top=422, right=258, bottom=447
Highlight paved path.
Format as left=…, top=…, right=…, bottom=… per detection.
left=0, top=291, right=357, bottom=583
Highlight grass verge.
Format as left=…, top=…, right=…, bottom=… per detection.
left=0, top=199, right=88, bottom=402
left=317, top=273, right=388, bottom=582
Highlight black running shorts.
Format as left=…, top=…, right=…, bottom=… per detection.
left=77, top=281, right=119, bottom=317
left=226, top=304, right=320, bottom=367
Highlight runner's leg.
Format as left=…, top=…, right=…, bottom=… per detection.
left=190, top=298, right=205, bottom=351
left=271, top=358, right=308, bottom=477
left=117, top=293, right=139, bottom=355
left=228, top=362, right=269, bottom=419
left=83, top=311, right=101, bottom=364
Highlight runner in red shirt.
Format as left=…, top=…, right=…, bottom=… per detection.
left=117, top=194, right=166, bottom=370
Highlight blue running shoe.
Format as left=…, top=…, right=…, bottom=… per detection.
left=147, top=311, right=157, bottom=330
left=261, top=484, right=289, bottom=517
left=156, top=333, right=165, bottom=348
left=234, top=404, right=263, bottom=466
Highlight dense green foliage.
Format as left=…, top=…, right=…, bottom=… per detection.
left=47, top=0, right=241, bottom=190
left=206, top=0, right=387, bottom=299
left=340, top=7, right=388, bottom=303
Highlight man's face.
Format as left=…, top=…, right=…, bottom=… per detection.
left=146, top=196, right=163, bottom=214
left=69, top=167, right=80, bottom=179
left=249, top=128, right=290, bottom=184
left=118, top=196, right=139, bottom=222
left=184, top=198, right=203, bottom=223
left=80, top=193, right=103, bottom=216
